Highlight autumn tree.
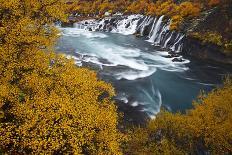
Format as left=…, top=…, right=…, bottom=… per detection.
left=125, top=77, right=232, bottom=154
left=0, top=0, right=123, bottom=154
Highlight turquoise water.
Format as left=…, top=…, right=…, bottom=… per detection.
left=56, top=28, right=231, bottom=117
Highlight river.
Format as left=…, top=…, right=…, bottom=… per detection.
left=56, top=20, right=231, bottom=119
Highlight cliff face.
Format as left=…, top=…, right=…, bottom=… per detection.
left=181, top=4, right=232, bottom=64
left=182, top=36, right=232, bottom=64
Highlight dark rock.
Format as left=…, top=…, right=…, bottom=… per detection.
left=88, top=28, right=92, bottom=31
left=125, top=22, right=130, bottom=28
left=164, top=55, right=173, bottom=58
left=134, top=33, right=142, bottom=38
left=108, top=26, right=113, bottom=32
left=182, top=37, right=232, bottom=64
left=61, top=22, right=74, bottom=27
left=172, top=58, right=184, bottom=62
left=104, top=20, right=109, bottom=25
left=181, top=4, right=232, bottom=64
left=116, top=99, right=150, bottom=127
left=109, top=18, right=117, bottom=25
left=164, top=54, right=179, bottom=58
left=103, top=24, right=107, bottom=30
left=143, top=25, right=152, bottom=36
left=167, top=51, right=179, bottom=57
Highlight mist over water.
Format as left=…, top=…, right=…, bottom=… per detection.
left=56, top=26, right=231, bottom=118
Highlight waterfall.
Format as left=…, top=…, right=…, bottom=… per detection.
left=140, top=16, right=153, bottom=36
left=147, top=15, right=164, bottom=43
left=164, top=32, right=173, bottom=47
left=154, top=22, right=169, bottom=45
left=148, top=17, right=157, bottom=38
left=140, top=16, right=149, bottom=35
left=170, top=34, right=185, bottom=52
left=70, top=14, right=185, bottom=53
left=137, top=16, right=148, bottom=30
left=112, top=15, right=142, bottom=35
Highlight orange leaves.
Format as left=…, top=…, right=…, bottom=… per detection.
left=208, top=0, right=221, bottom=6
left=179, top=2, right=200, bottom=17
left=127, top=0, right=150, bottom=14
left=170, top=15, right=183, bottom=30
left=146, top=0, right=200, bottom=30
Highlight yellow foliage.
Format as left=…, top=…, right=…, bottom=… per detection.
left=225, top=40, right=232, bottom=53
left=191, top=31, right=223, bottom=46
left=208, top=0, right=220, bottom=6
left=170, top=15, right=183, bottom=30
left=126, top=77, right=232, bottom=154
left=0, top=0, right=123, bottom=154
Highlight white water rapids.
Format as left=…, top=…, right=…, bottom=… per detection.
left=56, top=15, right=225, bottom=118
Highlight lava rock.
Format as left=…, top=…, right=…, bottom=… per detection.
left=172, top=58, right=184, bottom=62
left=168, top=51, right=180, bottom=57
left=125, top=22, right=131, bottom=28
left=104, top=20, right=109, bottom=25
left=134, top=33, right=142, bottom=38
left=108, top=26, right=113, bottom=32
left=163, top=55, right=173, bottom=58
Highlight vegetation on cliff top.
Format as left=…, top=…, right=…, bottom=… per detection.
left=190, top=31, right=232, bottom=54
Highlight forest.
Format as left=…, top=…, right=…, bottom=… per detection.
left=0, top=0, right=231, bottom=154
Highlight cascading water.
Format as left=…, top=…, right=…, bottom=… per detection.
left=71, top=14, right=185, bottom=54
left=154, top=22, right=169, bottom=45
left=138, top=16, right=153, bottom=36
left=164, top=32, right=173, bottom=48
left=148, top=17, right=157, bottom=38
left=170, top=34, right=185, bottom=52
left=111, top=15, right=142, bottom=35
left=147, top=15, right=165, bottom=43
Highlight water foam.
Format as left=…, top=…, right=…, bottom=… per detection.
left=61, top=28, right=108, bottom=39
left=115, top=67, right=157, bottom=80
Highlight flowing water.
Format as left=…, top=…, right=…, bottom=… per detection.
left=56, top=15, right=232, bottom=118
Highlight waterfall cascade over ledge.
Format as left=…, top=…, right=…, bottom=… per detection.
left=70, top=15, right=185, bottom=55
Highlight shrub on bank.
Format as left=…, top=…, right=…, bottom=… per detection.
left=125, top=77, right=232, bottom=154
left=0, top=0, right=123, bottom=154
